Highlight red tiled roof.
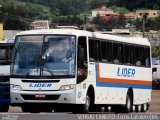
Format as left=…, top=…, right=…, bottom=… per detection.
left=124, top=13, right=136, bottom=17
left=97, top=11, right=119, bottom=16
left=136, top=10, right=160, bottom=12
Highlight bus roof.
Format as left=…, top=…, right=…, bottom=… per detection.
left=16, top=29, right=150, bottom=46
left=57, top=26, right=79, bottom=29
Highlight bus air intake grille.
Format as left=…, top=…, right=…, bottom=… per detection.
left=21, top=94, right=60, bottom=100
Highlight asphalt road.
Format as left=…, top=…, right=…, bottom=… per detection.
left=0, top=90, right=159, bottom=120
left=148, top=90, right=160, bottom=113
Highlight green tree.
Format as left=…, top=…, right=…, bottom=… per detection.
left=110, top=6, right=130, bottom=14
left=153, top=4, right=159, bottom=10
left=93, top=14, right=104, bottom=26
left=134, top=18, right=143, bottom=31
left=152, top=47, right=160, bottom=57
left=117, top=14, right=126, bottom=28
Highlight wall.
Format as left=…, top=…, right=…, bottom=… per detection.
left=3, top=30, right=21, bottom=40
left=0, top=23, right=4, bottom=40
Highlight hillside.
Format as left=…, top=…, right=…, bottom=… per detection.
left=0, top=0, right=52, bottom=30
left=18, top=0, right=160, bottom=14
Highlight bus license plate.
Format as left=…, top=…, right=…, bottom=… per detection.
left=35, top=94, right=46, bottom=98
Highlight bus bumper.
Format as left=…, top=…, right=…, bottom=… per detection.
left=10, top=88, right=76, bottom=104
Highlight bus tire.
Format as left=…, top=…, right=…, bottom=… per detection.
left=73, top=93, right=91, bottom=114
left=0, top=105, right=9, bottom=112
left=124, top=91, right=132, bottom=113
left=132, top=105, right=136, bottom=112
left=136, top=105, right=141, bottom=112
left=142, top=103, right=147, bottom=112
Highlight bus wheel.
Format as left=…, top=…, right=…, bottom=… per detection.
left=84, top=95, right=91, bottom=113
left=142, top=103, right=147, bottom=112
left=124, top=91, right=132, bottom=113
left=80, top=95, right=91, bottom=113
left=0, top=105, right=9, bottom=112
left=136, top=105, right=141, bottom=112
left=73, top=93, right=91, bottom=114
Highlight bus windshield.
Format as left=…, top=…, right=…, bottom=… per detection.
left=12, top=35, right=76, bottom=77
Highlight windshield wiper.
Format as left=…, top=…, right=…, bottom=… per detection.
left=42, top=65, right=55, bottom=76
left=41, top=58, right=55, bottom=76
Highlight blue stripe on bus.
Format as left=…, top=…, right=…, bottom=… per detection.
left=96, top=82, right=152, bottom=89
left=95, top=64, right=152, bottom=89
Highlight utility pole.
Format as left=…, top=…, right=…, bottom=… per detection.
left=142, top=13, right=148, bottom=37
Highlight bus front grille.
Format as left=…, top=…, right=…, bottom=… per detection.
left=21, top=94, right=60, bottom=100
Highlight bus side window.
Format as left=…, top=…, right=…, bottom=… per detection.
left=124, top=45, right=130, bottom=65
left=130, top=46, right=135, bottom=65
left=101, top=41, right=107, bottom=62
left=140, top=47, right=145, bottom=66
left=95, top=40, right=101, bottom=62
left=113, top=43, right=119, bottom=64
left=118, top=43, right=124, bottom=64
left=106, top=42, right=113, bottom=63
left=145, top=47, right=151, bottom=67
left=135, top=46, right=141, bottom=66
left=89, top=39, right=95, bottom=62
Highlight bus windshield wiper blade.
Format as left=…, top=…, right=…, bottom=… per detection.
left=42, top=65, right=55, bottom=76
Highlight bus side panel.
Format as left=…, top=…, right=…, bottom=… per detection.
left=94, top=63, right=127, bottom=105
left=133, top=89, right=151, bottom=105
left=95, top=63, right=152, bottom=105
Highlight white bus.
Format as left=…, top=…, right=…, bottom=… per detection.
left=0, top=40, right=13, bottom=112
left=10, top=29, right=152, bottom=113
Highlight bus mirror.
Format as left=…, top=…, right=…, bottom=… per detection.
left=152, top=68, right=157, bottom=73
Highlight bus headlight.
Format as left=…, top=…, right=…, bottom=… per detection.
left=10, top=85, right=22, bottom=91
left=59, top=85, right=74, bottom=91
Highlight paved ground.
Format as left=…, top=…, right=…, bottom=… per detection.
left=148, top=90, right=160, bottom=113
left=0, top=90, right=159, bottom=120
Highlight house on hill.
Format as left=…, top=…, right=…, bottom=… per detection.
left=136, top=10, right=160, bottom=18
